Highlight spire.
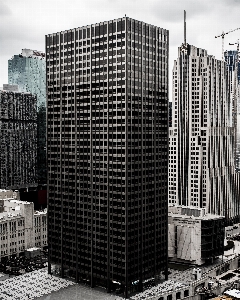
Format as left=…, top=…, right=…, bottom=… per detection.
left=184, top=10, right=186, bottom=46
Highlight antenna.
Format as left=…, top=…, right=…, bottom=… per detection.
left=184, top=10, right=186, bottom=45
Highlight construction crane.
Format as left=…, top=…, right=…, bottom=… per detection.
left=215, top=28, right=240, bottom=60
left=229, top=40, right=240, bottom=87
left=229, top=39, right=240, bottom=52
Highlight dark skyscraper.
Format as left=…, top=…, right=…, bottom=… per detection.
left=0, top=88, right=37, bottom=189
left=46, top=17, right=169, bottom=297
left=8, top=49, right=47, bottom=184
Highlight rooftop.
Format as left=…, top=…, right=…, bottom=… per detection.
left=130, top=280, right=188, bottom=300
left=225, top=289, right=240, bottom=299
left=46, top=16, right=168, bottom=36
left=169, top=205, right=224, bottom=220
left=34, top=209, right=47, bottom=215
left=9, top=199, right=31, bottom=205
left=0, top=213, right=23, bottom=221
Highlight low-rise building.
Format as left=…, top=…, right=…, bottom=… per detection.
left=168, top=205, right=225, bottom=265
left=0, top=189, right=47, bottom=260
left=34, top=210, right=47, bottom=248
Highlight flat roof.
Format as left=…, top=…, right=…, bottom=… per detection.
left=34, top=210, right=47, bottom=215
left=211, top=296, right=233, bottom=300
left=9, top=199, right=32, bottom=204
left=225, top=289, right=240, bottom=299
left=0, top=214, right=23, bottom=221
left=169, top=212, right=224, bottom=220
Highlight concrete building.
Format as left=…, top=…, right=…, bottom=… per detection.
left=0, top=87, right=37, bottom=189
left=0, top=189, right=47, bottom=260
left=8, top=49, right=47, bottom=184
left=46, top=17, right=169, bottom=297
left=169, top=43, right=240, bottom=223
left=34, top=209, right=47, bottom=249
left=168, top=205, right=225, bottom=265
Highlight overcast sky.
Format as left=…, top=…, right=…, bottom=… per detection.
left=1, top=0, right=240, bottom=100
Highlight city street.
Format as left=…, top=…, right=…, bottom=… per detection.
left=225, top=223, right=240, bottom=238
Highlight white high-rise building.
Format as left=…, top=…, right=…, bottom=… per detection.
left=169, top=44, right=240, bottom=222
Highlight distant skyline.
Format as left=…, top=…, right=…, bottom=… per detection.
left=1, top=0, right=240, bottom=101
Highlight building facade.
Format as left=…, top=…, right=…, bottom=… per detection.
left=8, top=49, right=47, bottom=184
left=0, top=88, right=37, bottom=189
left=0, top=189, right=47, bottom=260
left=224, top=50, right=240, bottom=172
left=224, top=50, right=240, bottom=83
left=8, top=49, right=46, bottom=109
left=169, top=44, right=240, bottom=223
left=46, top=17, right=169, bottom=297
left=169, top=101, right=172, bottom=127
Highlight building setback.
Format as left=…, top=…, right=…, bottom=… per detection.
left=46, top=17, right=169, bottom=297
left=8, top=49, right=47, bottom=184
left=0, top=89, right=37, bottom=189
left=169, top=44, right=240, bottom=223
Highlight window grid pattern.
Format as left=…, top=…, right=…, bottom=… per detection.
left=47, top=17, right=168, bottom=297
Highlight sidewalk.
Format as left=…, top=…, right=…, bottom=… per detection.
left=0, top=267, right=124, bottom=300
left=0, top=268, right=76, bottom=299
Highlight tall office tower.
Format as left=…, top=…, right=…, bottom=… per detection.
left=224, top=50, right=240, bottom=171
left=46, top=17, right=169, bottom=297
left=8, top=49, right=46, bottom=108
left=8, top=49, right=46, bottom=184
left=169, top=44, right=240, bottom=223
left=0, top=88, right=37, bottom=189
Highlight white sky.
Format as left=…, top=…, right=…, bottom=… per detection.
left=1, top=0, right=240, bottom=101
